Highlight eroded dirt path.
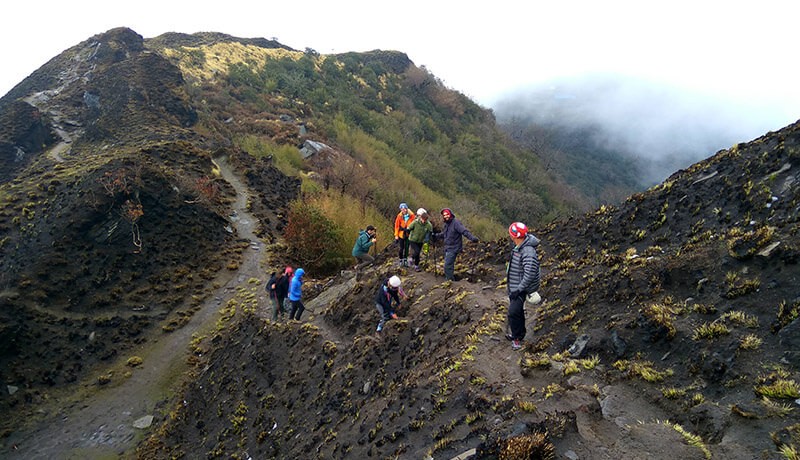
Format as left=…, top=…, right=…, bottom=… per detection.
left=4, top=157, right=266, bottom=459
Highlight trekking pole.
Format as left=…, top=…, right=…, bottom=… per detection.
left=432, top=241, right=438, bottom=277
left=468, top=256, right=477, bottom=280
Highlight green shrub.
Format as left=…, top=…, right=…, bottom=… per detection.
left=283, top=200, right=345, bottom=275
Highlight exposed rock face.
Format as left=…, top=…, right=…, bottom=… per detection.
left=0, top=100, right=55, bottom=182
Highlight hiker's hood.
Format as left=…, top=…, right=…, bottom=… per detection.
left=295, top=268, right=305, bottom=278
left=521, top=234, right=540, bottom=248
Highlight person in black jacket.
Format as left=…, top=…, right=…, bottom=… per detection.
left=374, top=275, right=405, bottom=332
left=506, top=222, right=540, bottom=350
left=266, top=271, right=280, bottom=321
left=274, top=266, right=293, bottom=320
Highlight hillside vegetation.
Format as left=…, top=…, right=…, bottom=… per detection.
left=0, top=27, right=581, bottom=440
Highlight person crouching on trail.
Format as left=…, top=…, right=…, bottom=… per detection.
left=394, top=203, right=415, bottom=267
left=375, top=275, right=405, bottom=332
left=288, top=268, right=306, bottom=320
left=352, top=225, right=377, bottom=269
left=432, top=208, right=479, bottom=281
left=506, top=222, right=540, bottom=351
left=406, top=208, right=432, bottom=272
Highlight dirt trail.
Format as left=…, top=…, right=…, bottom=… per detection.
left=4, top=156, right=266, bottom=459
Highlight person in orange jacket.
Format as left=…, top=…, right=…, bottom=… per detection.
left=393, top=203, right=415, bottom=266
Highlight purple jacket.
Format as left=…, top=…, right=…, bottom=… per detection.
left=434, top=213, right=478, bottom=252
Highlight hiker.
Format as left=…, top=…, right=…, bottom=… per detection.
left=506, top=222, right=540, bottom=351
left=352, top=225, right=378, bottom=269
left=275, top=266, right=293, bottom=319
left=406, top=208, right=433, bottom=271
left=394, top=203, right=415, bottom=266
left=375, top=275, right=405, bottom=332
left=288, top=268, right=306, bottom=320
left=266, top=271, right=280, bottom=321
left=431, top=208, right=479, bottom=281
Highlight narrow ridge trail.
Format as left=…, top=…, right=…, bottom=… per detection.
left=4, top=156, right=268, bottom=459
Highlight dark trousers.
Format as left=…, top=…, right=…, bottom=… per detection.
left=289, top=299, right=305, bottom=320
left=354, top=253, right=374, bottom=269
left=270, top=295, right=284, bottom=321
left=508, top=295, right=526, bottom=340
left=443, top=249, right=459, bottom=280
left=408, top=241, right=423, bottom=266
left=397, top=237, right=409, bottom=260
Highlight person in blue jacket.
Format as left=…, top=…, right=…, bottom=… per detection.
left=288, top=268, right=306, bottom=320
left=374, top=275, right=404, bottom=332
left=432, top=208, right=479, bottom=281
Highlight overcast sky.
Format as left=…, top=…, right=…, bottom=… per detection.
left=1, top=1, right=798, bottom=130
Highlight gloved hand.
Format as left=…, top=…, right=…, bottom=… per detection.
left=509, top=290, right=523, bottom=300
left=422, top=243, right=429, bottom=254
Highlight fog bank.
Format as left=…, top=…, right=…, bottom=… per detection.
left=493, top=74, right=798, bottom=186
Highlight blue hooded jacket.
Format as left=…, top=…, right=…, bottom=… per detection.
left=288, top=268, right=305, bottom=301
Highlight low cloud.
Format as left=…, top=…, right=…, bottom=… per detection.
left=493, top=74, right=796, bottom=186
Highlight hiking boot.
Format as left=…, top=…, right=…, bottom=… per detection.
left=414, top=265, right=421, bottom=272
left=511, top=340, right=523, bottom=351
left=505, top=334, right=513, bottom=341
left=376, top=324, right=383, bottom=332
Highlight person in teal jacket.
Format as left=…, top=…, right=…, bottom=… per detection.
left=352, top=225, right=377, bottom=269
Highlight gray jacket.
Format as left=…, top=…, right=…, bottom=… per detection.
left=507, top=234, right=540, bottom=295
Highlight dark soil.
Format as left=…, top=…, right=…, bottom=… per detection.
left=134, top=121, right=800, bottom=459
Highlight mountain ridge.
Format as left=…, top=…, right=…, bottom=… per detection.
left=0, top=26, right=798, bottom=459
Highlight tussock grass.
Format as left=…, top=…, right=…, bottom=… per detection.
left=761, top=396, right=795, bottom=417
left=692, top=321, right=731, bottom=340
left=563, top=360, right=580, bottom=376
left=778, top=444, right=799, bottom=459
left=579, top=355, right=600, bottom=370
left=661, top=420, right=711, bottom=459
left=641, top=300, right=680, bottom=338
left=614, top=359, right=673, bottom=383
left=739, top=334, right=763, bottom=350
left=516, top=400, right=538, bottom=413
left=755, top=379, right=800, bottom=399
left=661, top=387, right=687, bottom=399
left=721, top=310, right=759, bottom=328
left=543, top=383, right=565, bottom=399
